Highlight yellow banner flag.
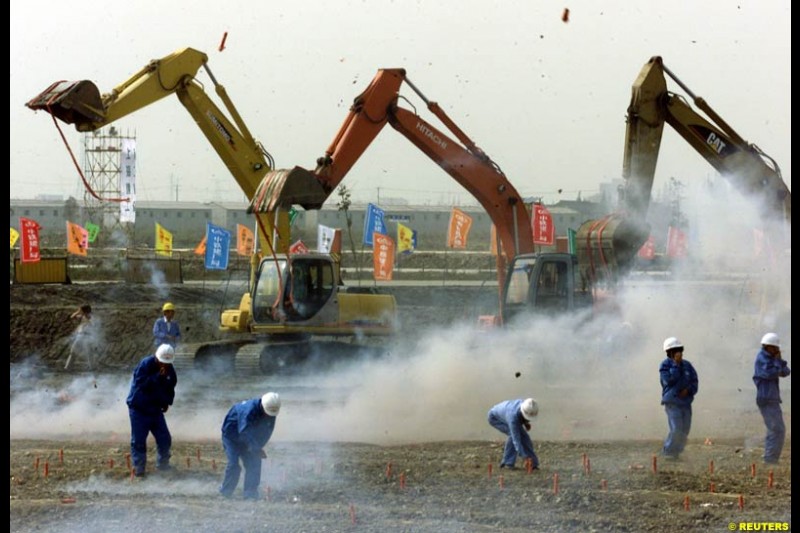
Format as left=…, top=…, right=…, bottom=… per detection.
left=237, top=223, right=255, bottom=256
left=66, top=221, right=89, bottom=256
left=397, top=222, right=414, bottom=254
left=10, top=227, right=20, bottom=248
left=194, top=235, right=207, bottom=255
left=155, top=223, right=173, bottom=257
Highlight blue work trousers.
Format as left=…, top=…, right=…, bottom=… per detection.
left=129, top=408, right=171, bottom=475
left=220, top=436, right=263, bottom=499
left=488, top=416, right=539, bottom=468
left=758, top=403, right=786, bottom=463
left=662, top=404, right=692, bottom=458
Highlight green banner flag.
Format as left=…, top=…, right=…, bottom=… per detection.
left=567, top=228, right=577, bottom=255
left=85, top=222, right=100, bottom=243
left=288, top=207, right=298, bottom=226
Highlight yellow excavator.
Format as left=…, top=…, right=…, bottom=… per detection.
left=25, top=47, right=397, bottom=374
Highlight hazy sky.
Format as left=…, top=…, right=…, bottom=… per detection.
left=10, top=0, right=791, bottom=206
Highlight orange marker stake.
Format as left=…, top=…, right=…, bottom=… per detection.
left=349, top=503, right=357, bottom=524
left=582, top=453, right=587, bottom=468
left=399, top=472, right=406, bottom=490
left=652, top=455, right=658, bottom=474
left=683, top=495, right=690, bottom=511
left=488, top=463, right=493, bottom=479
left=385, top=462, right=392, bottom=480
left=218, top=31, right=228, bottom=52
left=738, top=494, right=744, bottom=510
left=768, top=470, right=774, bottom=488
left=600, top=479, right=608, bottom=491
left=34, top=457, right=40, bottom=473
left=59, top=449, right=64, bottom=465
left=186, top=457, right=191, bottom=469
left=212, top=459, right=217, bottom=471
left=196, top=449, right=201, bottom=461
left=708, top=460, right=714, bottom=475
left=585, top=458, right=591, bottom=476
left=750, top=463, right=756, bottom=478
left=125, top=453, right=131, bottom=470
left=44, top=460, right=49, bottom=478
left=61, top=497, right=76, bottom=504
left=553, top=473, right=559, bottom=494
left=709, top=482, right=716, bottom=493
left=499, top=474, right=504, bottom=490
left=109, top=458, right=115, bottom=469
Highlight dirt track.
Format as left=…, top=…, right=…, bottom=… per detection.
left=9, top=281, right=792, bottom=532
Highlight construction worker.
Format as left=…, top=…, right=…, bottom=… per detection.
left=126, top=344, right=178, bottom=477
left=219, top=392, right=281, bottom=500
left=65, top=303, right=99, bottom=370
left=487, top=397, right=540, bottom=470
left=659, top=337, right=699, bottom=459
left=153, top=302, right=181, bottom=348
left=753, top=332, right=790, bottom=464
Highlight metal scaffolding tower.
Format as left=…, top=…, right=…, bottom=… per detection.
left=82, top=126, right=135, bottom=246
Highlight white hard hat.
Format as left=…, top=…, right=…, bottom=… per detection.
left=261, top=392, right=281, bottom=416
left=663, top=337, right=683, bottom=352
left=520, top=398, right=539, bottom=420
left=760, top=332, right=781, bottom=348
left=155, top=344, right=175, bottom=364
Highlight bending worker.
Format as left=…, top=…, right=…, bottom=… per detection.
left=220, top=392, right=281, bottom=500
left=487, top=397, right=540, bottom=470
left=153, top=302, right=181, bottom=348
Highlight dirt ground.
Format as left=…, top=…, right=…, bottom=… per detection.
left=9, top=281, right=792, bottom=532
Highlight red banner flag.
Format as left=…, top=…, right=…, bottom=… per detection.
left=19, top=217, right=41, bottom=263
left=532, top=204, right=554, bottom=245
left=637, top=235, right=656, bottom=260
left=373, top=233, right=395, bottom=281
left=447, top=208, right=473, bottom=249
left=289, top=239, right=310, bottom=255
left=666, top=226, right=687, bottom=258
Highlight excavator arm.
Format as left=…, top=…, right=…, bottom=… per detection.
left=250, top=68, right=535, bottom=280
left=25, top=47, right=288, bottom=254
left=622, top=55, right=791, bottom=225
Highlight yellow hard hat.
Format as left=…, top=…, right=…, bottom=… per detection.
left=162, top=302, right=176, bottom=312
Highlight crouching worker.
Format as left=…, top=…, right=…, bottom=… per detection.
left=487, top=397, right=540, bottom=470
left=126, top=343, right=178, bottom=477
left=220, top=392, right=281, bottom=500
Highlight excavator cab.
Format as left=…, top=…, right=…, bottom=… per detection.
left=501, top=253, right=592, bottom=323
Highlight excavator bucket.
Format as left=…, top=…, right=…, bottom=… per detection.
left=248, top=167, right=330, bottom=212
left=25, top=80, right=105, bottom=127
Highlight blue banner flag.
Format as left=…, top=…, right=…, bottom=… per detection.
left=205, top=222, right=231, bottom=270
left=362, top=203, right=387, bottom=246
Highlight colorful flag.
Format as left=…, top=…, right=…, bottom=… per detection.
left=155, top=223, right=173, bottom=257
left=10, top=227, right=19, bottom=248
left=637, top=235, right=656, bottom=260
left=532, top=204, right=554, bottom=245
left=289, top=240, right=310, bottom=255
left=194, top=235, right=207, bottom=255
left=237, top=223, right=255, bottom=256
left=288, top=206, right=299, bottom=226
left=397, top=222, right=416, bottom=254
left=318, top=224, right=341, bottom=253
left=362, top=203, right=387, bottom=246
left=19, top=217, right=41, bottom=263
left=447, top=207, right=473, bottom=249
left=567, top=228, right=578, bottom=255
left=66, top=221, right=89, bottom=257
left=373, top=233, right=395, bottom=281
left=120, top=138, right=137, bottom=223
left=85, top=222, right=100, bottom=243
left=205, top=223, right=231, bottom=270
left=666, top=226, right=687, bottom=258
